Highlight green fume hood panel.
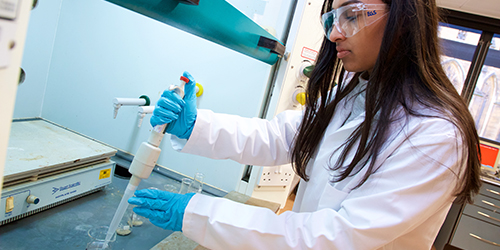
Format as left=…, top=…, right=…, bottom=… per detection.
left=105, top=0, right=285, bottom=65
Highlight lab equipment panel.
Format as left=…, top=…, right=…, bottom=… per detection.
left=1, top=118, right=117, bottom=225
left=1, top=160, right=115, bottom=225
left=249, top=0, right=324, bottom=207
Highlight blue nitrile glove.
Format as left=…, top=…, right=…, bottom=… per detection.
left=128, top=189, right=195, bottom=232
left=150, top=71, right=197, bottom=139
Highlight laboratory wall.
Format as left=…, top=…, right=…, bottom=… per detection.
left=13, top=0, right=293, bottom=192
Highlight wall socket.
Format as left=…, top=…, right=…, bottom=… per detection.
left=257, top=165, right=293, bottom=187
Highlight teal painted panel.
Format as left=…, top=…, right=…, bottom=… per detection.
left=105, top=0, right=283, bottom=64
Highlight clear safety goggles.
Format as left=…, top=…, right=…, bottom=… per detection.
left=321, top=3, right=388, bottom=38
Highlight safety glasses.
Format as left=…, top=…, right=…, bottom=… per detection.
left=321, top=3, right=388, bottom=38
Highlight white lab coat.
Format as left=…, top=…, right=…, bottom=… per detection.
left=173, top=78, right=462, bottom=250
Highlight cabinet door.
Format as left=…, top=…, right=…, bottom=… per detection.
left=472, top=194, right=500, bottom=212
left=463, top=203, right=500, bottom=227
left=481, top=182, right=500, bottom=201
left=451, top=215, right=500, bottom=250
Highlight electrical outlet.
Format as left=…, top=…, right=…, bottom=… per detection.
left=257, top=165, right=294, bottom=187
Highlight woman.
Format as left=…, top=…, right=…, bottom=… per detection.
left=128, top=0, right=481, bottom=249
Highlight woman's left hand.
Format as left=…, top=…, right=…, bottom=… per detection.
left=128, top=189, right=195, bottom=231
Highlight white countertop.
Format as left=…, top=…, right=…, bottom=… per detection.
left=5, top=119, right=116, bottom=183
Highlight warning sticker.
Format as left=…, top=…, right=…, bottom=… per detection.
left=0, top=0, right=19, bottom=20
left=99, top=169, right=111, bottom=179
left=301, top=47, right=318, bottom=61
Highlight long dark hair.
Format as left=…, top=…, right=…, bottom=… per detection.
left=291, top=0, right=481, bottom=203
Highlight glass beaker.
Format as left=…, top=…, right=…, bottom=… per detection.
left=128, top=208, right=143, bottom=227
left=115, top=205, right=134, bottom=236
left=164, top=184, right=178, bottom=193
left=178, top=177, right=193, bottom=194
left=190, top=172, right=204, bottom=193
left=87, top=226, right=116, bottom=250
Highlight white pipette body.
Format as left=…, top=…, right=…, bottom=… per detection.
left=104, top=77, right=188, bottom=245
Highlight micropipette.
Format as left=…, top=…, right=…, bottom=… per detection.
left=104, top=76, right=189, bottom=245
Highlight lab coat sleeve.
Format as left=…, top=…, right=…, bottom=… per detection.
left=174, top=109, right=303, bottom=166
left=182, top=118, right=462, bottom=249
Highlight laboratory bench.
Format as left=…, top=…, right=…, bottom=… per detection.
left=0, top=119, right=280, bottom=250
left=0, top=159, right=280, bottom=250
left=0, top=162, right=210, bottom=250
left=434, top=175, right=500, bottom=250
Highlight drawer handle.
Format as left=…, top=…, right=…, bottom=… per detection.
left=482, top=200, right=500, bottom=209
left=478, top=211, right=500, bottom=223
left=470, top=233, right=500, bottom=247
left=487, top=189, right=500, bottom=196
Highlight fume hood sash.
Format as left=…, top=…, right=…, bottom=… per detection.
left=105, top=0, right=285, bottom=65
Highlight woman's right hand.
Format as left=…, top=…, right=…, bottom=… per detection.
left=150, top=71, right=198, bottom=139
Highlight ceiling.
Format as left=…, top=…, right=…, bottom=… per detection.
left=437, top=0, right=500, bottom=19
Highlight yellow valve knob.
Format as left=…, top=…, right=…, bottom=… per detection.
left=195, top=83, right=204, bottom=97
left=296, top=92, right=306, bottom=106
